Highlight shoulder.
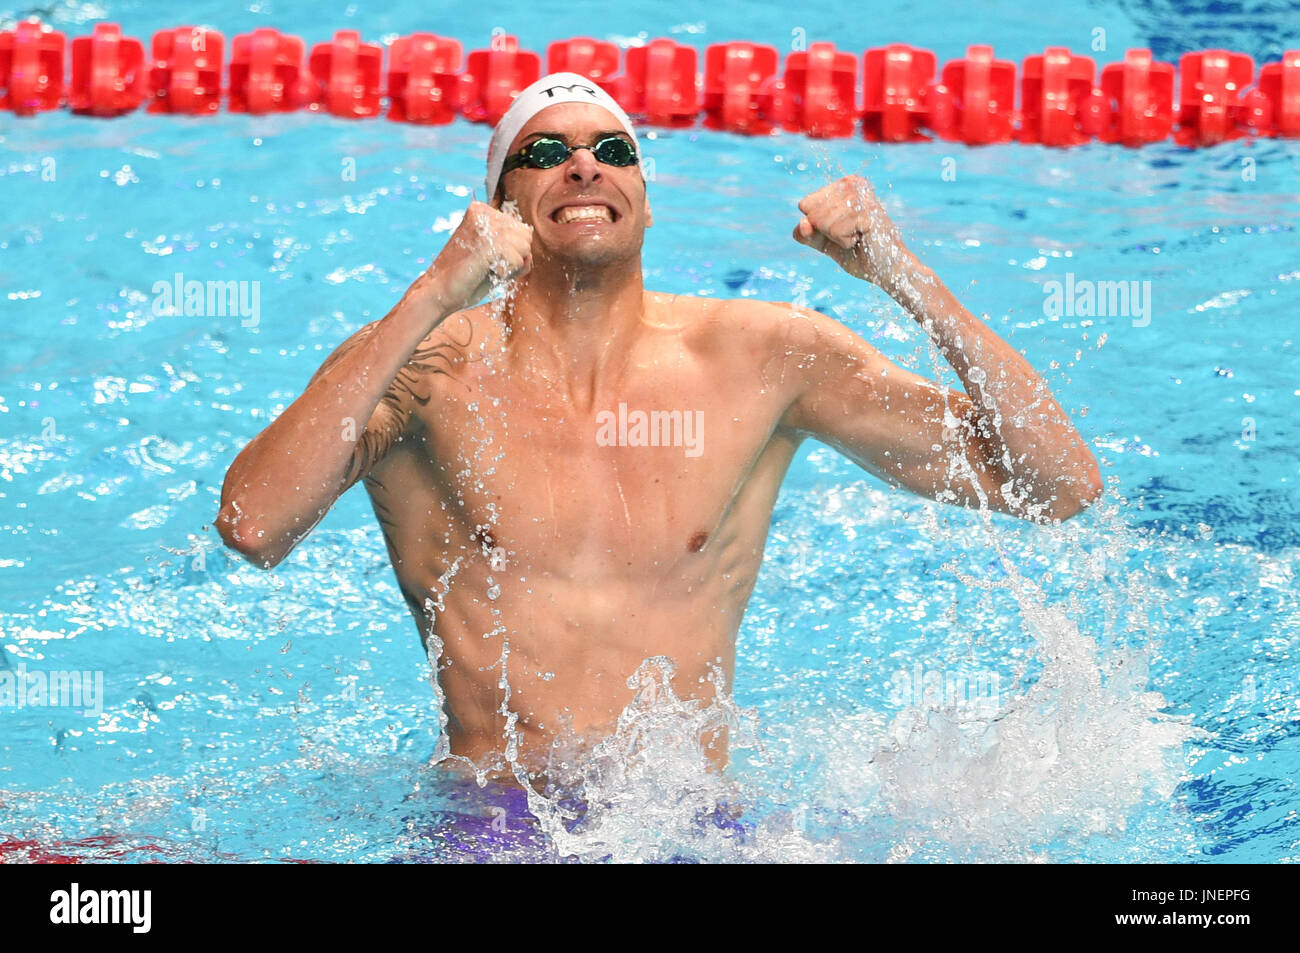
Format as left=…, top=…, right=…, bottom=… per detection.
left=646, top=292, right=886, bottom=369
left=659, top=294, right=811, bottom=351
left=699, top=296, right=877, bottom=364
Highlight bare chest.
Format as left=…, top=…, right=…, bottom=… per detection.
left=405, top=359, right=779, bottom=569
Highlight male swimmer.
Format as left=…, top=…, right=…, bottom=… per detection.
left=216, top=72, right=1102, bottom=793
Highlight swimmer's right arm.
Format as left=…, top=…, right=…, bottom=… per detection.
left=215, top=201, right=533, bottom=569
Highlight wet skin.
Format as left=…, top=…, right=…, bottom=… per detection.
left=361, top=292, right=805, bottom=787
left=218, top=102, right=1101, bottom=795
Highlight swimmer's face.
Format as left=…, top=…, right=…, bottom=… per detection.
left=492, top=102, right=652, bottom=267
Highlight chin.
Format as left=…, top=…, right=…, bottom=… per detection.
left=548, top=239, right=637, bottom=268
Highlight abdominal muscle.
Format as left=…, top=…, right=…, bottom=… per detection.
left=424, top=559, right=747, bottom=791
left=364, top=429, right=790, bottom=795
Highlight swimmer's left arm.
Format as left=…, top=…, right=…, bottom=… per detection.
left=784, top=175, right=1102, bottom=523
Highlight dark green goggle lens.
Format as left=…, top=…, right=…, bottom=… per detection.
left=507, top=135, right=638, bottom=173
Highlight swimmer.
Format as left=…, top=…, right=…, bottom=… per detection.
left=215, top=72, right=1102, bottom=791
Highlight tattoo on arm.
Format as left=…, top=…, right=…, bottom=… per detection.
left=381, top=319, right=475, bottom=410
left=332, top=318, right=477, bottom=490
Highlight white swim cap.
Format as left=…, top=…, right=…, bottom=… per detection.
left=485, top=71, right=643, bottom=202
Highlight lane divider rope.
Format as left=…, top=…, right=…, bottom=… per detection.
left=2, top=21, right=1296, bottom=147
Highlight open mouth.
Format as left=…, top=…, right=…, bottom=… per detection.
left=551, top=203, right=619, bottom=225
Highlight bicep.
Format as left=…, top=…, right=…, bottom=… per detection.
left=308, top=321, right=413, bottom=492
left=776, top=305, right=1013, bottom=514
left=340, top=391, right=407, bottom=491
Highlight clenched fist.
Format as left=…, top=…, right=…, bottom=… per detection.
left=792, top=175, right=911, bottom=290
left=429, top=200, right=535, bottom=315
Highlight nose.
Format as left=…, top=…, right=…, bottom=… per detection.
left=564, top=146, right=602, bottom=186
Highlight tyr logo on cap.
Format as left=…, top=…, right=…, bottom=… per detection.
left=539, top=83, right=598, bottom=98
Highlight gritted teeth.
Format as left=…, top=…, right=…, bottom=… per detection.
left=552, top=204, right=617, bottom=223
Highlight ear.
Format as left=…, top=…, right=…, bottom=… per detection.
left=644, top=191, right=653, bottom=228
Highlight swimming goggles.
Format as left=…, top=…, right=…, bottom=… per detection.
left=501, top=135, right=639, bottom=176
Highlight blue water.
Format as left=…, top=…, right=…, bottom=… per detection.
left=1, top=0, right=1297, bottom=862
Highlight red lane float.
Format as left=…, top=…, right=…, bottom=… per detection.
left=0, top=834, right=168, bottom=863
left=547, top=36, right=620, bottom=87
left=930, top=45, right=1017, bottom=144
left=703, top=41, right=780, bottom=134
left=149, top=26, right=222, bottom=114
left=861, top=43, right=934, bottom=142
left=309, top=30, right=382, bottom=117
left=1176, top=49, right=1254, bottom=146
left=1019, top=46, right=1099, bottom=145
left=228, top=27, right=310, bottom=114
left=386, top=33, right=461, bottom=124
left=6, top=19, right=1298, bottom=149
left=616, top=37, right=698, bottom=127
left=70, top=22, right=147, bottom=116
left=775, top=42, right=858, bottom=138
left=1097, top=49, right=1176, bottom=146
left=1253, top=49, right=1300, bottom=137
left=0, top=20, right=65, bottom=114
left=459, top=33, right=540, bottom=124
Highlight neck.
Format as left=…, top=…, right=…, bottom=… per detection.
left=502, top=251, right=646, bottom=406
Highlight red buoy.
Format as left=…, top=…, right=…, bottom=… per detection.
left=703, top=41, right=780, bottom=134
left=777, top=41, right=858, bottom=138
left=0, top=20, right=66, bottom=115
left=862, top=43, right=935, bottom=142
left=459, top=34, right=541, bottom=124
left=1096, top=49, right=1175, bottom=146
left=932, top=45, right=1017, bottom=144
left=616, top=37, right=699, bottom=127
left=229, top=27, right=310, bottom=114
left=70, top=23, right=148, bottom=117
left=386, top=33, right=462, bottom=124
left=547, top=37, right=621, bottom=87
left=1255, top=50, right=1300, bottom=137
left=149, top=26, right=224, bottom=115
left=1019, top=47, right=1097, bottom=146
left=309, top=30, right=383, bottom=118
left=1175, top=49, right=1254, bottom=146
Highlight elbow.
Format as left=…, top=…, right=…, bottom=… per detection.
left=215, top=503, right=283, bottom=570
left=1047, top=460, right=1104, bottom=524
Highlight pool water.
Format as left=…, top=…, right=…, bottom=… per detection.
left=1, top=0, right=1298, bottom=862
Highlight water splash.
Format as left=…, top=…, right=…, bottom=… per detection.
left=865, top=570, right=1198, bottom=861
left=514, top=656, right=779, bottom=863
